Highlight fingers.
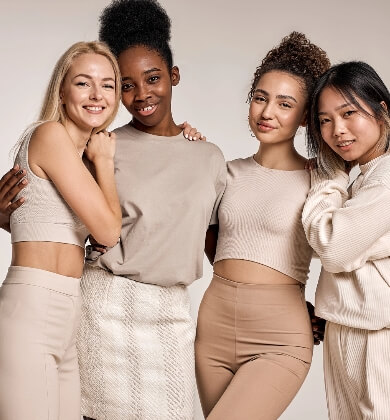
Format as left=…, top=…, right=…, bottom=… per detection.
left=0, top=166, right=27, bottom=213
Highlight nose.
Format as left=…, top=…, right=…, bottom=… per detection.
left=134, top=82, right=151, bottom=101
left=90, top=85, right=103, bottom=101
left=333, top=118, right=347, bottom=137
left=261, top=102, right=274, bottom=119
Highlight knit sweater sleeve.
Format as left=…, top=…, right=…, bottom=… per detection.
left=302, top=168, right=390, bottom=273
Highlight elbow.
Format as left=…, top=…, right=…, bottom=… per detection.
left=91, top=220, right=121, bottom=248
left=320, top=254, right=352, bottom=274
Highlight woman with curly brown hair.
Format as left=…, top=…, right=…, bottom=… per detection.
left=195, top=32, right=330, bottom=420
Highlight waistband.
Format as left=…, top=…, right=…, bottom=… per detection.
left=3, top=266, right=80, bottom=296
left=210, top=273, right=304, bottom=304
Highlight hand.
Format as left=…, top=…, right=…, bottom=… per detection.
left=88, top=234, right=108, bottom=254
left=180, top=121, right=206, bottom=141
left=0, top=164, right=27, bottom=216
left=306, top=301, right=326, bottom=345
left=85, top=131, right=116, bottom=163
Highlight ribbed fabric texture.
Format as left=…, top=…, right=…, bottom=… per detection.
left=324, top=322, right=390, bottom=420
left=10, top=122, right=88, bottom=248
left=302, top=153, right=390, bottom=329
left=214, top=156, right=312, bottom=284
left=78, top=265, right=196, bottom=420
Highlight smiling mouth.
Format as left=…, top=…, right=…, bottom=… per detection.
left=136, top=104, right=157, bottom=117
left=257, top=122, right=275, bottom=130
left=337, top=140, right=355, bottom=147
left=83, top=106, right=105, bottom=112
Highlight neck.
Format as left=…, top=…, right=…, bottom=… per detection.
left=254, top=138, right=306, bottom=171
left=64, top=120, right=92, bottom=156
left=131, top=115, right=181, bottom=137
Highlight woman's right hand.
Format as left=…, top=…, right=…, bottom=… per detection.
left=0, top=165, right=27, bottom=215
left=85, top=131, right=116, bottom=164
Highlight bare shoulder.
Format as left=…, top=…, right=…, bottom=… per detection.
left=30, top=121, right=70, bottom=149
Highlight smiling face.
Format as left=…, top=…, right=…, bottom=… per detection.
left=118, top=45, right=180, bottom=135
left=318, top=86, right=383, bottom=164
left=60, top=53, right=116, bottom=135
left=249, top=71, right=307, bottom=145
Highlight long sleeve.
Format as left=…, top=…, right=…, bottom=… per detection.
left=303, top=168, right=390, bottom=273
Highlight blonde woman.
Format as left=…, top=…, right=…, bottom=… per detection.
left=0, top=41, right=122, bottom=420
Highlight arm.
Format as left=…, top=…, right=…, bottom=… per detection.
left=30, top=122, right=121, bottom=246
left=303, top=168, right=390, bottom=273
left=0, top=165, right=27, bottom=232
left=205, top=224, right=218, bottom=265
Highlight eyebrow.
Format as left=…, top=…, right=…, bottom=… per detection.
left=254, top=88, right=297, bottom=103
left=318, top=103, right=351, bottom=115
left=72, top=74, right=115, bottom=82
left=122, top=67, right=162, bottom=81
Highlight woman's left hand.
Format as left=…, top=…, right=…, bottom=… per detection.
left=306, top=301, right=326, bottom=345
left=180, top=121, right=206, bottom=141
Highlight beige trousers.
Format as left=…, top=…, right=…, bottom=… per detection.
left=324, top=322, right=390, bottom=420
left=0, top=266, right=81, bottom=420
left=195, top=274, right=313, bottom=420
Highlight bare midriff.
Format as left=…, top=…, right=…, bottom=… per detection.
left=11, top=242, right=85, bottom=278
left=213, top=259, right=300, bottom=285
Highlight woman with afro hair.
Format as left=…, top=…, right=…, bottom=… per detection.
left=75, top=1, right=226, bottom=419
left=195, top=32, right=330, bottom=419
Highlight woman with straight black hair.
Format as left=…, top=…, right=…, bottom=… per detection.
left=303, top=61, right=390, bottom=419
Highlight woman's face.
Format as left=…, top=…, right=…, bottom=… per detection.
left=61, top=53, right=116, bottom=133
left=249, top=70, right=307, bottom=145
left=318, top=86, right=383, bottom=164
left=118, top=46, right=179, bottom=134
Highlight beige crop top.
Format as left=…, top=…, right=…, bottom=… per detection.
left=214, top=156, right=313, bottom=284
left=10, top=122, right=89, bottom=248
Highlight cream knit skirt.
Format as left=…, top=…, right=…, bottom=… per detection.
left=77, top=265, right=195, bottom=420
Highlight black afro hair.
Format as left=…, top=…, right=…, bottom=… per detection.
left=99, top=0, right=173, bottom=68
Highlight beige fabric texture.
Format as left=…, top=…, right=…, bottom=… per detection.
left=214, top=156, right=313, bottom=284
left=88, top=124, right=226, bottom=287
left=302, top=153, right=390, bottom=329
left=324, top=322, right=390, bottom=420
left=10, top=122, right=89, bottom=248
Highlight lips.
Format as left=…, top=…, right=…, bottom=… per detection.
left=257, top=121, right=276, bottom=131
left=135, top=104, right=157, bottom=117
left=83, top=105, right=105, bottom=113
left=337, top=140, right=354, bottom=147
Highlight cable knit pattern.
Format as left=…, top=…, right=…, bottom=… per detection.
left=215, top=156, right=313, bottom=284
left=10, top=122, right=88, bottom=247
left=78, top=265, right=195, bottom=420
left=302, top=153, right=390, bottom=329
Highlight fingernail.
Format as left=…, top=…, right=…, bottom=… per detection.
left=13, top=164, right=19, bottom=170
left=21, top=179, right=27, bottom=185
left=185, top=134, right=188, bottom=139
left=189, top=136, right=193, bottom=141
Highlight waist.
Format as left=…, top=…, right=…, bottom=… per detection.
left=214, top=259, right=301, bottom=285
left=3, top=266, right=80, bottom=296
left=12, top=242, right=85, bottom=278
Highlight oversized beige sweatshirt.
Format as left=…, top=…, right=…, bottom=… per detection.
left=302, top=153, right=390, bottom=330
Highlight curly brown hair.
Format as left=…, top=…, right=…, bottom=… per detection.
left=248, top=32, right=330, bottom=103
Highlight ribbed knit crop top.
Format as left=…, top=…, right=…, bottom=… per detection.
left=214, top=156, right=313, bottom=284
left=10, top=122, right=89, bottom=248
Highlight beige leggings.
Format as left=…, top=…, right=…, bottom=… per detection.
left=0, top=266, right=81, bottom=420
left=195, top=274, right=313, bottom=420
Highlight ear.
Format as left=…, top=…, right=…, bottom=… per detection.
left=59, top=88, right=64, bottom=104
left=171, top=66, right=180, bottom=86
left=300, top=110, right=307, bottom=127
left=380, top=100, right=388, bottom=114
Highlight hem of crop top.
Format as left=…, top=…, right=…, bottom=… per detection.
left=11, top=223, right=86, bottom=248
left=213, top=255, right=308, bottom=285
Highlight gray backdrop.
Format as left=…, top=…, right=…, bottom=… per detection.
left=1, top=0, right=389, bottom=418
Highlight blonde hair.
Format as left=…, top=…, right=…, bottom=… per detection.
left=40, top=41, right=121, bottom=134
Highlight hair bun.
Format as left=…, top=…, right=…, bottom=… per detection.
left=99, top=0, right=171, bottom=57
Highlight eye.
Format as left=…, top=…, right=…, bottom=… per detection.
left=103, top=83, right=115, bottom=90
left=148, top=75, right=160, bottom=83
left=122, top=83, right=134, bottom=92
left=280, top=102, right=292, bottom=109
left=253, top=95, right=266, bottom=103
left=76, top=81, right=89, bottom=87
left=319, top=117, right=330, bottom=125
left=344, top=110, right=356, bottom=118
